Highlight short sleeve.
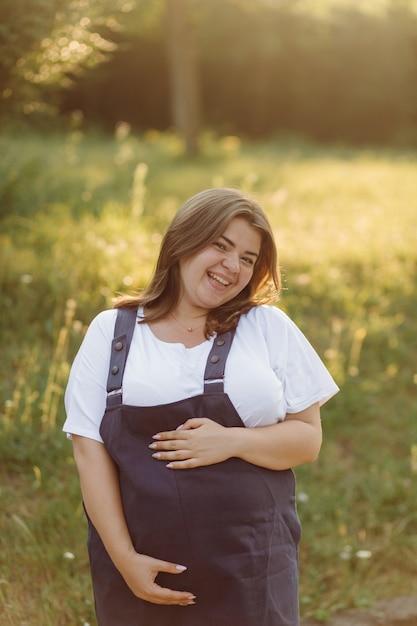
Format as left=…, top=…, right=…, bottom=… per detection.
left=258, top=306, right=339, bottom=414
left=63, top=309, right=117, bottom=442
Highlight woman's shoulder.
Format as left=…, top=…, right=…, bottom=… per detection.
left=83, top=308, right=119, bottom=340
left=236, top=305, right=293, bottom=342
left=243, top=304, right=292, bottom=327
left=88, top=306, right=143, bottom=339
left=91, top=307, right=118, bottom=325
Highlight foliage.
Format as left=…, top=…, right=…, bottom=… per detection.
left=1, top=129, right=417, bottom=624
left=196, top=0, right=417, bottom=143
left=0, top=0, right=68, bottom=74
left=0, top=0, right=132, bottom=124
left=55, top=0, right=417, bottom=145
left=3, top=0, right=417, bottom=145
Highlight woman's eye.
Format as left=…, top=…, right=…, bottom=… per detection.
left=241, top=256, right=254, bottom=265
left=214, top=241, right=227, bottom=250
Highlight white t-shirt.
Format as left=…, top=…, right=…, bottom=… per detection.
left=63, top=305, right=339, bottom=443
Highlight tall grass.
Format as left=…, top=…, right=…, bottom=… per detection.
left=1, top=129, right=416, bottom=624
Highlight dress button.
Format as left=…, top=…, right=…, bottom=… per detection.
left=216, top=339, right=225, bottom=346
left=114, top=341, right=123, bottom=351
left=210, top=355, right=220, bottom=364
left=111, top=365, right=119, bottom=375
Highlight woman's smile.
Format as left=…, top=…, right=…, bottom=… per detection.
left=207, top=270, right=233, bottom=288
left=178, top=217, right=261, bottom=315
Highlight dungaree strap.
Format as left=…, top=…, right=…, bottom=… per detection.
left=204, top=330, right=236, bottom=394
left=106, top=307, right=137, bottom=407
left=106, top=310, right=236, bottom=405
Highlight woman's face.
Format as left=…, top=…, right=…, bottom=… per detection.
left=178, top=217, right=262, bottom=314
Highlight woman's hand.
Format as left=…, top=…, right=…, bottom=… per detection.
left=150, top=403, right=322, bottom=471
left=150, top=418, right=234, bottom=469
left=119, top=552, right=196, bottom=606
left=72, top=435, right=195, bottom=606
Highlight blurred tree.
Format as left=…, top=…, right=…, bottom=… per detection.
left=3, top=0, right=417, bottom=146
left=166, top=0, right=200, bottom=154
left=1, top=0, right=201, bottom=152
left=0, top=0, right=64, bottom=118
left=0, top=0, right=124, bottom=123
left=0, top=0, right=65, bottom=83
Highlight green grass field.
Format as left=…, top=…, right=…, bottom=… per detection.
left=1, top=129, right=416, bottom=624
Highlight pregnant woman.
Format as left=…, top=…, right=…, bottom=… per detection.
left=63, top=187, right=339, bottom=626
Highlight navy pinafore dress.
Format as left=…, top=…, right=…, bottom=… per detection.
left=87, top=308, right=301, bottom=626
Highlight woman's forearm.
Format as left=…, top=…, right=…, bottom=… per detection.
left=71, top=435, right=196, bottom=605
left=72, top=435, right=136, bottom=569
left=230, top=405, right=322, bottom=471
left=150, top=402, right=322, bottom=471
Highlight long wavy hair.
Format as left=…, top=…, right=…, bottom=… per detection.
left=115, top=188, right=281, bottom=336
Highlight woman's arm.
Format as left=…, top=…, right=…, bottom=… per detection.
left=230, top=402, right=322, bottom=469
left=149, top=402, right=322, bottom=471
left=72, top=435, right=196, bottom=605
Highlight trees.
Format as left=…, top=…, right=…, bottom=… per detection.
left=0, top=0, right=64, bottom=117
left=1, top=0, right=201, bottom=153
left=166, top=0, right=200, bottom=154
left=0, top=0, right=120, bottom=121
left=2, top=0, right=417, bottom=147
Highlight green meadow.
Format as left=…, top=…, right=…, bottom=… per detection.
left=1, top=129, right=416, bottom=624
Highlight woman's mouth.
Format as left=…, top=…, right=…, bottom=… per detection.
left=207, top=271, right=231, bottom=287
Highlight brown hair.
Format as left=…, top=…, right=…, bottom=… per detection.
left=115, top=188, right=281, bottom=336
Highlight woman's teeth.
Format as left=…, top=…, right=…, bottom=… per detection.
left=208, top=272, right=230, bottom=286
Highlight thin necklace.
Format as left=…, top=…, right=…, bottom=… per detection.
left=170, top=312, right=206, bottom=333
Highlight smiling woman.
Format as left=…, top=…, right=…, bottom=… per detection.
left=122, top=187, right=282, bottom=339
left=63, top=187, right=339, bottom=626
left=176, top=217, right=261, bottom=326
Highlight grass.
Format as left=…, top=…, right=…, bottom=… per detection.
left=1, top=128, right=416, bottom=624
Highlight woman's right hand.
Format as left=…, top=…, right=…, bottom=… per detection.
left=119, top=552, right=196, bottom=606
left=72, top=436, right=196, bottom=607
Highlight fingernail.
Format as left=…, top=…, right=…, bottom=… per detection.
left=176, top=424, right=184, bottom=430
left=152, top=452, right=161, bottom=459
left=149, top=442, right=157, bottom=449
left=166, top=463, right=174, bottom=468
left=152, top=434, right=161, bottom=439
left=175, top=564, right=187, bottom=571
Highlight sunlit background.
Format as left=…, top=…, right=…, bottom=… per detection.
left=1, top=1, right=417, bottom=624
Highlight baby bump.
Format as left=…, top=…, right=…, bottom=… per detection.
left=100, top=400, right=301, bottom=559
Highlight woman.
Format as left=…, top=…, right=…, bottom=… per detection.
left=64, top=187, right=339, bottom=626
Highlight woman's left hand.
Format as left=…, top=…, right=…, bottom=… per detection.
left=149, top=418, right=235, bottom=469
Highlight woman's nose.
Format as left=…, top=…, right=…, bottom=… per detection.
left=222, top=252, right=240, bottom=272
